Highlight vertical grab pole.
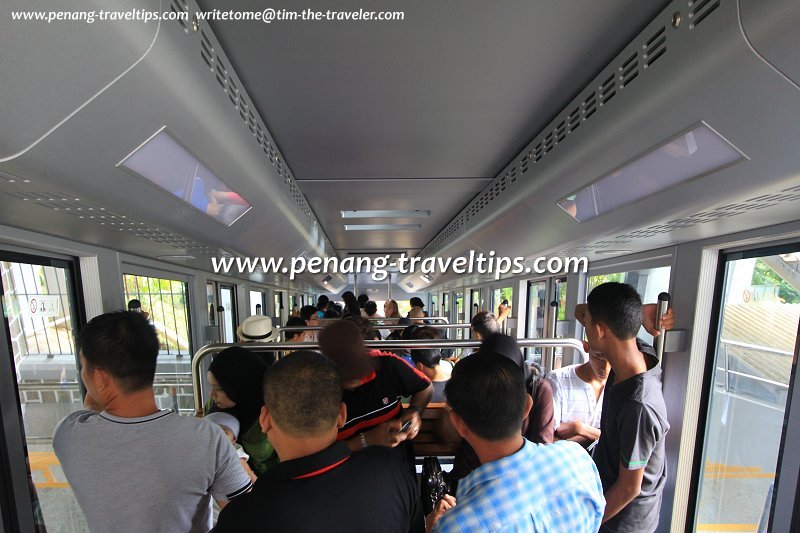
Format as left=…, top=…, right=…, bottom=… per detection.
left=544, top=300, right=558, bottom=371
left=654, top=292, right=671, bottom=360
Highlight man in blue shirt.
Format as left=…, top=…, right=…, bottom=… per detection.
left=427, top=354, right=605, bottom=532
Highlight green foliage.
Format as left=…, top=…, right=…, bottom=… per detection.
left=752, top=259, right=800, bottom=304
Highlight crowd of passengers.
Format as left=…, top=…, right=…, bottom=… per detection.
left=53, top=282, right=673, bottom=532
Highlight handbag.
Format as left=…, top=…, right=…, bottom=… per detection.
left=420, top=456, right=450, bottom=515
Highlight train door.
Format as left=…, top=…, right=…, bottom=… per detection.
left=249, top=288, right=269, bottom=316
left=0, top=251, right=84, bottom=531
left=692, top=246, right=800, bottom=531
left=217, top=284, right=237, bottom=343
left=525, top=279, right=548, bottom=364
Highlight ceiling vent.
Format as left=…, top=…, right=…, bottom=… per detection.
left=689, top=0, right=721, bottom=30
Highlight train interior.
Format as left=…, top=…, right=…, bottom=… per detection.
left=1, top=0, right=799, bottom=531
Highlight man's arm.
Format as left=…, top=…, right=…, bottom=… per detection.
left=401, top=383, right=434, bottom=439
left=555, top=420, right=601, bottom=444
left=602, top=464, right=644, bottom=523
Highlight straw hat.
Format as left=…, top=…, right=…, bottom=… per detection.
left=236, top=315, right=277, bottom=342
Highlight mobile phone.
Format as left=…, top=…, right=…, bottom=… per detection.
left=400, top=419, right=413, bottom=432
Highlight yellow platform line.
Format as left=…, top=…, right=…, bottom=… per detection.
left=696, top=524, right=757, bottom=532
left=28, top=451, right=69, bottom=489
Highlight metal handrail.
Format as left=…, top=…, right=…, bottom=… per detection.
left=278, top=323, right=472, bottom=335
left=316, top=316, right=450, bottom=324
left=191, top=338, right=586, bottom=413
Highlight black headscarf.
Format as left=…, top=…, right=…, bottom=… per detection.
left=208, top=346, right=268, bottom=432
left=479, top=333, right=532, bottom=389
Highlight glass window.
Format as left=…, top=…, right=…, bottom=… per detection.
left=694, top=250, right=799, bottom=531
left=2, top=257, right=84, bottom=530
left=249, top=290, right=266, bottom=316
left=526, top=280, right=548, bottom=364
left=219, top=285, right=236, bottom=343
left=493, top=287, right=513, bottom=316
left=273, top=291, right=283, bottom=323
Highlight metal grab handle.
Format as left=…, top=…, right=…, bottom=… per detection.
left=654, top=292, right=670, bottom=359
left=191, top=337, right=587, bottom=414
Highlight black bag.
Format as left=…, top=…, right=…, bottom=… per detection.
left=420, top=456, right=450, bottom=515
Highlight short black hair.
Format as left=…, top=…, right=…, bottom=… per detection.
left=364, top=301, right=378, bottom=316
left=316, top=295, right=329, bottom=309
left=263, top=350, right=342, bottom=437
left=445, top=354, right=526, bottom=441
left=410, top=349, right=442, bottom=369
left=300, top=305, right=317, bottom=321
left=285, top=317, right=307, bottom=340
left=412, top=326, right=444, bottom=340
left=76, top=311, right=159, bottom=393
left=323, top=309, right=341, bottom=319
left=345, top=315, right=375, bottom=340
left=127, top=299, right=141, bottom=310
left=471, top=311, right=500, bottom=338
left=357, top=294, right=369, bottom=308
left=586, top=282, right=643, bottom=340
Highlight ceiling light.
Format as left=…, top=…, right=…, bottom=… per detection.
left=119, top=127, right=252, bottom=226
left=558, top=124, right=745, bottom=222
left=341, top=210, right=431, bottom=218
left=344, top=224, right=422, bottom=231
left=322, top=275, right=332, bottom=285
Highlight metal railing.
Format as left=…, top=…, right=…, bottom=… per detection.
left=718, top=338, right=792, bottom=392
left=191, top=338, right=587, bottom=413
left=277, top=323, right=472, bottom=336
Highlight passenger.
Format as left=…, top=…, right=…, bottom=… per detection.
left=408, top=296, right=428, bottom=318
left=208, top=347, right=279, bottom=475
left=384, top=299, right=402, bottom=319
left=448, top=334, right=554, bottom=488
left=341, top=291, right=361, bottom=318
left=357, top=293, right=369, bottom=316
left=409, top=349, right=450, bottom=402
left=346, top=314, right=382, bottom=340
left=364, top=300, right=382, bottom=319
left=316, top=295, right=329, bottom=318
left=577, top=282, right=670, bottom=533
left=126, top=298, right=149, bottom=320
left=318, top=320, right=433, bottom=472
left=409, top=306, right=426, bottom=324
left=213, top=351, right=423, bottom=532
left=323, top=308, right=341, bottom=319
left=284, top=316, right=308, bottom=342
left=470, top=311, right=500, bottom=341
left=548, top=304, right=674, bottom=447
left=236, top=315, right=278, bottom=365
left=204, top=411, right=258, bottom=483
left=427, top=354, right=605, bottom=532
left=53, top=312, right=251, bottom=532
left=299, top=304, right=320, bottom=342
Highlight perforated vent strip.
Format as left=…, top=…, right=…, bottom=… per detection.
left=170, top=0, right=188, bottom=32
left=569, top=184, right=800, bottom=252
left=421, top=5, right=708, bottom=258
left=166, top=1, right=336, bottom=256
left=689, top=0, right=721, bottom=30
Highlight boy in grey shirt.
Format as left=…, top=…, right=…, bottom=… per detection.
left=54, top=311, right=251, bottom=532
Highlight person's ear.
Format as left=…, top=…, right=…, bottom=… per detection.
left=259, top=405, right=272, bottom=434
left=93, top=368, right=113, bottom=393
left=522, top=393, right=533, bottom=420
left=414, top=362, right=424, bottom=371
left=447, top=408, right=469, bottom=440
left=581, top=340, right=590, bottom=353
left=337, top=403, right=347, bottom=429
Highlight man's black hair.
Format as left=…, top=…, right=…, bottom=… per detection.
left=344, top=315, right=376, bottom=340
left=410, top=349, right=442, bottom=369
left=76, top=311, right=159, bottom=393
left=470, top=311, right=500, bottom=338
left=299, top=305, right=317, bottom=322
left=316, top=295, right=329, bottom=311
left=445, top=354, right=526, bottom=441
left=357, top=294, right=369, bottom=308
left=126, top=299, right=142, bottom=310
left=586, top=282, right=643, bottom=340
left=364, top=301, right=378, bottom=316
left=263, top=350, right=343, bottom=437
left=285, top=316, right=307, bottom=340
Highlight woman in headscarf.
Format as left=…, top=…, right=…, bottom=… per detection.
left=447, top=334, right=554, bottom=489
left=207, top=347, right=278, bottom=475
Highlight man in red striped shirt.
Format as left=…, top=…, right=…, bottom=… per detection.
left=319, top=320, right=434, bottom=471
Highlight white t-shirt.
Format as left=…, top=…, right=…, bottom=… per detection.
left=54, top=409, right=252, bottom=533
left=546, top=364, right=603, bottom=430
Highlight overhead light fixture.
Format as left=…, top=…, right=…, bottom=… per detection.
left=119, top=127, right=252, bottom=227
left=322, top=275, right=332, bottom=285
left=344, top=224, right=422, bottom=231
left=341, top=210, right=431, bottom=218
left=557, top=124, right=745, bottom=222
left=420, top=274, right=432, bottom=282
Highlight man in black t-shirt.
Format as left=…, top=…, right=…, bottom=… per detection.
left=214, top=350, right=422, bottom=532
left=576, top=283, right=670, bottom=533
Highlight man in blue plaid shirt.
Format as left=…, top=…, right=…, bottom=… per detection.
left=427, top=354, right=605, bottom=532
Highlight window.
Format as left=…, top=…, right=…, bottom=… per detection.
left=123, top=274, right=193, bottom=414
left=526, top=280, right=548, bottom=364
left=694, top=249, right=799, bottom=531
left=249, top=289, right=267, bottom=316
